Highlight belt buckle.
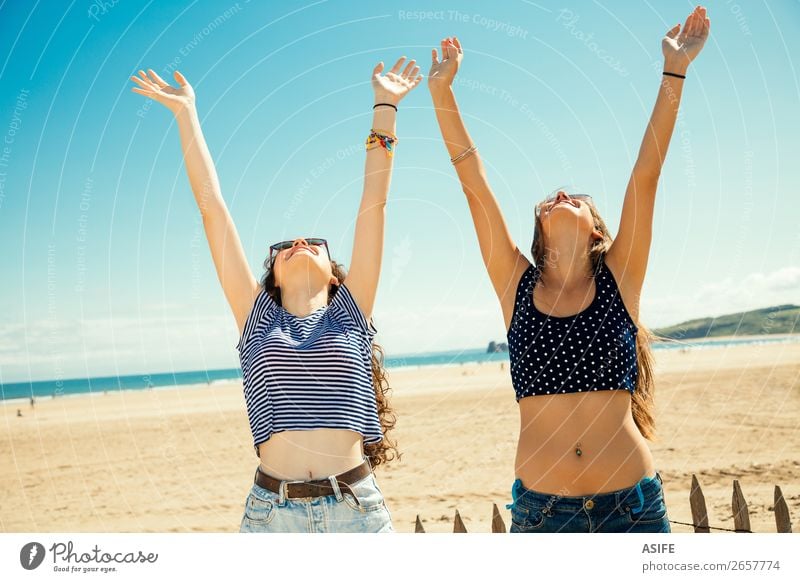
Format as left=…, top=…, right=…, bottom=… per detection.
left=281, top=478, right=313, bottom=499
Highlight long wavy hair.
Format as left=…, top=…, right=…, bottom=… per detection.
left=259, top=256, right=401, bottom=467
left=531, top=190, right=657, bottom=440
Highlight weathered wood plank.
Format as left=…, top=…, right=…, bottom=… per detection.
left=774, top=485, right=792, bottom=533
left=414, top=515, right=425, bottom=533
left=491, top=503, right=506, bottom=533
left=453, top=509, right=467, bottom=533
left=731, top=479, right=751, bottom=533
left=689, top=474, right=710, bottom=533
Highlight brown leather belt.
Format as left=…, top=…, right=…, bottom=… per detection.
left=254, top=460, right=371, bottom=506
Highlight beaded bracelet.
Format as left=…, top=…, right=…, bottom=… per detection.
left=365, top=128, right=398, bottom=157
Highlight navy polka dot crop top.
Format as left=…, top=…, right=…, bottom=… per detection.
left=506, top=255, right=639, bottom=401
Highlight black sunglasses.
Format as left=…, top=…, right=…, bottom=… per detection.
left=268, top=238, right=330, bottom=268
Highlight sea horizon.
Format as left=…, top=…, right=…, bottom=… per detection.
left=2, top=333, right=799, bottom=403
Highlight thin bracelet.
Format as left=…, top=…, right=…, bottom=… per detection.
left=373, top=103, right=398, bottom=111
left=662, top=71, right=686, bottom=79
left=451, top=144, right=477, bottom=165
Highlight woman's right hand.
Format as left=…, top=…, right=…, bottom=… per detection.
left=130, top=69, right=196, bottom=116
left=428, top=36, right=462, bottom=96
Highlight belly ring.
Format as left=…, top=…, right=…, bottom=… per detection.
left=575, top=442, right=583, bottom=457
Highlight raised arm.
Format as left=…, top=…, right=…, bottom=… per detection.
left=606, top=7, right=710, bottom=308
left=130, top=69, right=258, bottom=334
left=428, top=37, right=528, bottom=325
left=345, top=57, right=423, bottom=320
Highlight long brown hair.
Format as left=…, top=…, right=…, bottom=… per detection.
left=531, top=191, right=657, bottom=440
left=260, top=257, right=401, bottom=467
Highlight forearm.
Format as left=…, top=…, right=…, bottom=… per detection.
left=634, top=60, right=688, bottom=178
left=174, top=106, right=225, bottom=217
left=430, top=87, right=490, bottom=193
left=362, top=105, right=397, bottom=203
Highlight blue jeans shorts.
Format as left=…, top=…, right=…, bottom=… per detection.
left=239, top=460, right=394, bottom=533
left=507, top=471, right=671, bottom=533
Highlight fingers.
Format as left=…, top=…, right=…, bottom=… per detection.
left=401, top=59, right=417, bottom=78
left=373, top=61, right=384, bottom=77
left=147, top=68, right=169, bottom=88
left=665, top=23, right=680, bottom=39
left=440, top=36, right=460, bottom=59
left=389, top=56, right=406, bottom=75
left=431, top=48, right=439, bottom=65
left=130, top=74, right=156, bottom=92
left=687, top=6, right=706, bottom=37
left=173, top=70, right=188, bottom=87
left=130, top=86, right=154, bottom=97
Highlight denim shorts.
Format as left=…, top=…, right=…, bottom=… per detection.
left=239, top=465, right=394, bottom=533
left=507, top=471, right=671, bottom=533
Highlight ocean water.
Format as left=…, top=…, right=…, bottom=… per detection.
left=2, top=335, right=797, bottom=403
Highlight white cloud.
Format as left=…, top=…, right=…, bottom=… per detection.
left=643, top=266, right=800, bottom=328
left=0, top=313, right=239, bottom=383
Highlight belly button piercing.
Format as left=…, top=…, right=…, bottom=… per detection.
left=575, top=442, right=583, bottom=457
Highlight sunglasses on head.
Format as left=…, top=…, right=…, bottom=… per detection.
left=535, top=193, right=593, bottom=218
left=269, top=238, right=329, bottom=268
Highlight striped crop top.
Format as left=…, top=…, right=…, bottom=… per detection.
left=506, top=255, right=639, bottom=401
left=236, top=283, right=383, bottom=456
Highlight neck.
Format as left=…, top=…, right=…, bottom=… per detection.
left=539, top=235, right=595, bottom=289
left=279, top=278, right=331, bottom=317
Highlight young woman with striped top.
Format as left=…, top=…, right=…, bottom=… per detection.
left=427, top=7, right=709, bottom=532
left=130, top=54, right=423, bottom=533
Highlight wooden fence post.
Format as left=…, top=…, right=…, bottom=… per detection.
left=689, top=474, right=710, bottom=533
left=453, top=509, right=467, bottom=533
left=414, top=515, right=425, bottom=533
left=491, top=503, right=506, bottom=533
left=731, top=479, right=751, bottom=533
left=773, top=485, right=792, bottom=533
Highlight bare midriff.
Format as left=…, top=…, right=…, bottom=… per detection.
left=515, top=389, right=655, bottom=496
left=256, top=428, right=366, bottom=481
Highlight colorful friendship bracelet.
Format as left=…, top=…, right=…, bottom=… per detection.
left=365, top=128, right=398, bottom=157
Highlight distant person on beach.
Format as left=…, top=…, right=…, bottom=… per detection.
left=428, top=7, right=710, bottom=532
left=30, top=396, right=35, bottom=408
left=130, top=54, right=422, bottom=532
left=16, top=409, right=22, bottom=417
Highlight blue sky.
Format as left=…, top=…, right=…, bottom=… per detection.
left=1, top=0, right=799, bottom=383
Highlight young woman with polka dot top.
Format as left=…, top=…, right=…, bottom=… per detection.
left=428, top=7, right=710, bottom=532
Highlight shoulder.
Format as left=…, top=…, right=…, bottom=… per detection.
left=236, top=285, right=279, bottom=350
left=330, top=282, right=378, bottom=340
left=597, top=253, right=640, bottom=325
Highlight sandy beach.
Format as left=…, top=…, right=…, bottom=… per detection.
left=2, top=340, right=798, bottom=533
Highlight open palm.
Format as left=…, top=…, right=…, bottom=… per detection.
left=130, top=69, right=195, bottom=115
left=372, top=56, right=422, bottom=105
left=662, top=6, right=710, bottom=68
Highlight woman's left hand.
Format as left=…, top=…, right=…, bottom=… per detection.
left=371, top=56, right=423, bottom=106
left=662, top=5, right=710, bottom=73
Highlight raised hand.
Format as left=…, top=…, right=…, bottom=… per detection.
left=130, top=69, right=196, bottom=115
left=662, top=6, right=710, bottom=72
left=371, top=56, right=423, bottom=105
left=428, top=36, right=462, bottom=95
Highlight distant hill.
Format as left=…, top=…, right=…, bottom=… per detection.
left=653, top=304, right=799, bottom=340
